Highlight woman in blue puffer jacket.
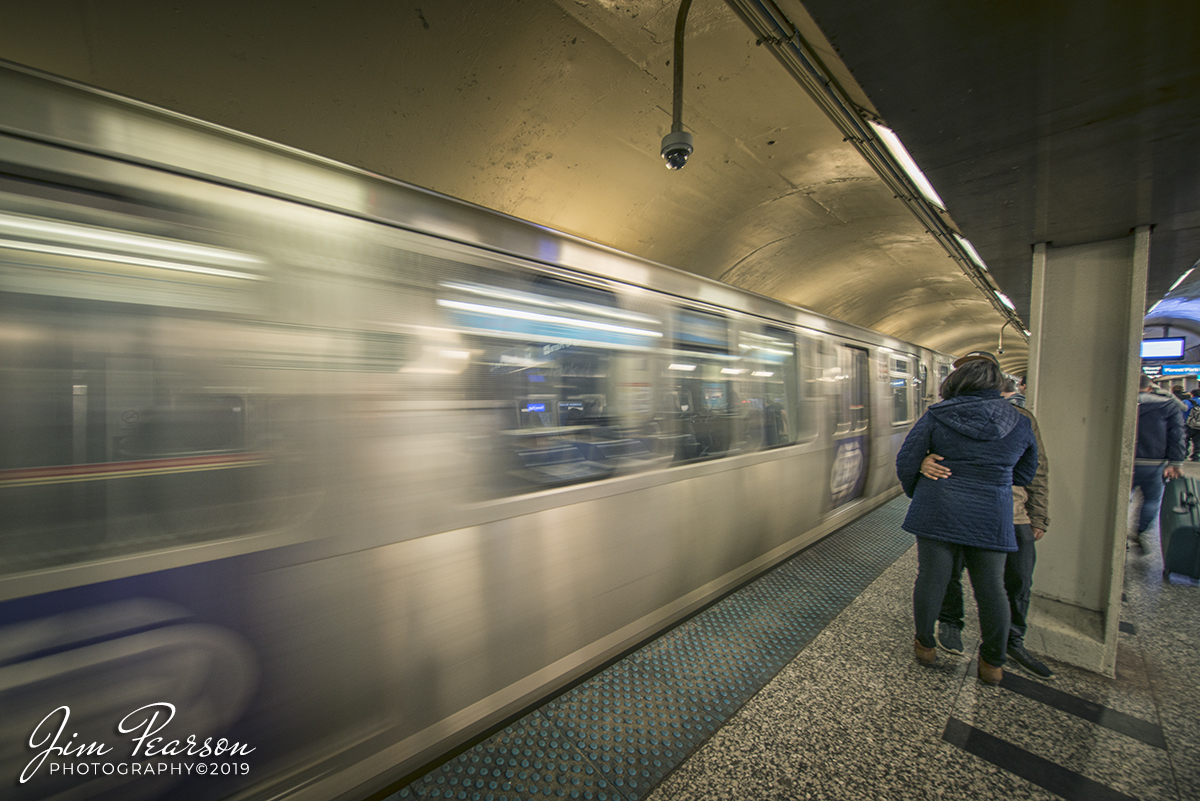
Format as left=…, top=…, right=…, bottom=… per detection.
left=896, top=353, right=1038, bottom=684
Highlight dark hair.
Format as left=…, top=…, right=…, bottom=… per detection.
left=1001, top=376, right=1019, bottom=394
left=941, top=359, right=1003, bottom=398
left=1139, top=374, right=1153, bottom=390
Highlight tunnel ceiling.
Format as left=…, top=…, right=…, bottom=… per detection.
left=11, top=1, right=1193, bottom=371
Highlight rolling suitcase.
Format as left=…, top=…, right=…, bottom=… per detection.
left=1159, top=476, right=1200, bottom=581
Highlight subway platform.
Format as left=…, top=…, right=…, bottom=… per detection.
left=377, top=472, right=1200, bottom=801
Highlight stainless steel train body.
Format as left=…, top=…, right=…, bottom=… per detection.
left=0, top=64, right=954, bottom=801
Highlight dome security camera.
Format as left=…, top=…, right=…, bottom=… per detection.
left=660, top=131, right=694, bottom=170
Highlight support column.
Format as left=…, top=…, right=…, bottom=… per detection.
left=1025, top=227, right=1150, bottom=675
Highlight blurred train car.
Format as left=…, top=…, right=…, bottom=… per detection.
left=0, top=62, right=954, bottom=801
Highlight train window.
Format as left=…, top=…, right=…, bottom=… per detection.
left=675, top=308, right=730, bottom=353
left=938, top=363, right=952, bottom=399
left=889, top=355, right=914, bottom=424
left=832, top=344, right=870, bottom=435
left=440, top=276, right=668, bottom=493
left=655, top=309, right=754, bottom=462
left=738, top=325, right=798, bottom=447
left=0, top=294, right=316, bottom=574
left=795, top=333, right=823, bottom=441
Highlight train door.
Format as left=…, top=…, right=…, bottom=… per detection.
left=917, top=361, right=930, bottom=413
left=830, top=344, right=870, bottom=509
left=936, top=360, right=952, bottom=401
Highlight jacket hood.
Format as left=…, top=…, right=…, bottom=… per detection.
left=928, top=390, right=1021, bottom=441
left=1139, top=391, right=1178, bottom=408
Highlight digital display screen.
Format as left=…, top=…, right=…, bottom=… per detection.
left=524, top=402, right=546, bottom=413
left=1142, top=337, right=1186, bottom=359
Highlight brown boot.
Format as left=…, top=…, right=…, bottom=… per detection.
left=978, top=659, right=1003, bottom=685
left=914, top=637, right=937, bottom=666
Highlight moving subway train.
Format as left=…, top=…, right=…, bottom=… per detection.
left=0, top=63, right=954, bottom=801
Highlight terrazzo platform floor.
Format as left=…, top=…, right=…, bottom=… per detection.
left=648, top=482, right=1200, bottom=801
left=380, top=477, right=1200, bottom=801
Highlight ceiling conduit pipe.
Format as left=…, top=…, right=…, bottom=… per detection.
left=724, top=0, right=1028, bottom=342
left=999, top=319, right=1015, bottom=356
left=662, top=0, right=696, bottom=169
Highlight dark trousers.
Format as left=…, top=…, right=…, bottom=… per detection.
left=1189, top=429, right=1200, bottom=460
left=916, top=537, right=1010, bottom=667
left=1131, top=463, right=1167, bottom=535
left=939, top=524, right=1036, bottom=646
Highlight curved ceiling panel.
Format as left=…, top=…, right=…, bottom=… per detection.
left=0, top=0, right=1019, bottom=361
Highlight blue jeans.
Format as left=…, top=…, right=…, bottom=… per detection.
left=940, top=524, right=1036, bottom=646
left=1132, top=463, right=1167, bottom=535
left=915, top=537, right=1010, bottom=667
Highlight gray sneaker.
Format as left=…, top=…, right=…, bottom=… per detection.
left=1007, top=644, right=1055, bottom=679
left=936, top=622, right=964, bottom=655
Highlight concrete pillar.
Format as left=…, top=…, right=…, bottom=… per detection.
left=1025, top=227, right=1149, bottom=675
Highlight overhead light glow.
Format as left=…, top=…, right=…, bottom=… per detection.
left=720, top=368, right=746, bottom=375
left=0, top=211, right=264, bottom=269
left=868, top=121, right=946, bottom=210
left=995, top=292, right=1016, bottom=310
left=1169, top=268, right=1195, bottom=293
left=952, top=234, right=988, bottom=271
left=668, top=363, right=697, bottom=371
left=436, top=299, right=664, bottom=339
left=751, top=371, right=775, bottom=378
left=0, top=236, right=262, bottom=281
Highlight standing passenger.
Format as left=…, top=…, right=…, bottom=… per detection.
left=924, top=379, right=1054, bottom=678
left=1011, top=375, right=1028, bottom=409
left=896, top=352, right=1038, bottom=685
left=1131, top=374, right=1185, bottom=549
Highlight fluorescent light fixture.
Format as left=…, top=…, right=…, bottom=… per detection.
left=867, top=121, right=946, bottom=209
left=1148, top=300, right=1163, bottom=314
left=720, top=368, right=746, bottom=375
left=952, top=234, right=988, bottom=271
left=1169, top=268, right=1195, bottom=293
left=751, top=370, right=775, bottom=378
left=668, top=363, right=697, bottom=371
left=995, top=291, right=1016, bottom=310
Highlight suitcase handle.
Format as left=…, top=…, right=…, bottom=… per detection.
left=1173, top=491, right=1199, bottom=514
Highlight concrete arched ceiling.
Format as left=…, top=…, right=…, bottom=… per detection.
left=0, top=0, right=1024, bottom=362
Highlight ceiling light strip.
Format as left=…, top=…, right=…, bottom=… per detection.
left=725, top=0, right=1028, bottom=342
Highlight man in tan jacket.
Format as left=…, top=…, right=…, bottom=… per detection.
left=920, top=376, right=1052, bottom=679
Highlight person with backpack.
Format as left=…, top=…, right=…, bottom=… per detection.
left=1187, top=389, right=1200, bottom=461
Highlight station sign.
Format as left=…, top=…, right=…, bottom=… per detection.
left=1159, top=364, right=1200, bottom=376
left=1143, top=365, right=1163, bottom=377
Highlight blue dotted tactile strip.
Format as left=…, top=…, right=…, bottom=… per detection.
left=389, top=496, right=912, bottom=801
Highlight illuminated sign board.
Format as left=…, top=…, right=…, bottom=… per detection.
left=1142, top=337, right=1186, bottom=359
left=1160, top=364, right=1200, bottom=376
